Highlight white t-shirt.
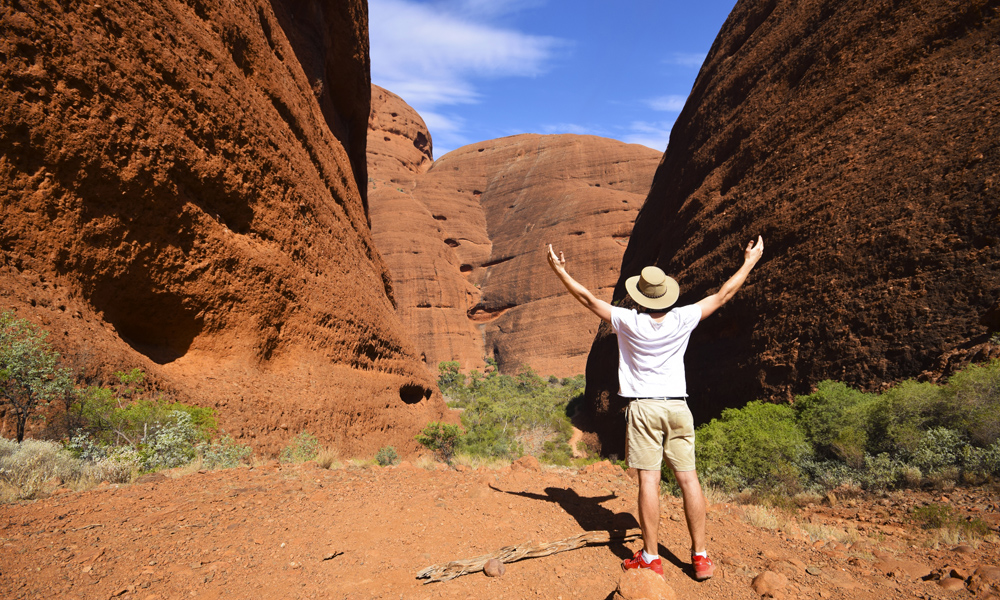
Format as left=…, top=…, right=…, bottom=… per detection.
left=610, top=304, right=702, bottom=398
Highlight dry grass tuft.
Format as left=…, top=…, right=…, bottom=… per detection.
left=800, top=522, right=861, bottom=544
left=316, top=448, right=341, bottom=470
left=0, top=437, right=135, bottom=502
left=741, top=504, right=781, bottom=529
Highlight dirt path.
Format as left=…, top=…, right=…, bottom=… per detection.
left=1, top=461, right=998, bottom=600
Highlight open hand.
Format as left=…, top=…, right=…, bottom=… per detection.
left=744, top=235, right=764, bottom=265
left=547, top=244, right=566, bottom=273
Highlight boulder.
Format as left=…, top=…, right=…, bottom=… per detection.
left=752, top=570, right=788, bottom=597
left=615, top=568, right=676, bottom=600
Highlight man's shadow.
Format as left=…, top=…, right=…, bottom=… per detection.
left=489, top=485, right=684, bottom=569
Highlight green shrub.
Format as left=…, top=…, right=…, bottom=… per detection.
left=858, top=453, right=907, bottom=491
left=416, top=422, right=462, bottom=463
left=794, top=381, right=874, bottom=466
left=909, top=427, right=965, bottom=475
left=70, top=370, right=216, bottom=449
left=696, top=401, right=811, bottom=490
left=867, top=380, right=950, bottom=456
left=961, top=441, right=1000, bottom=480
left=198, top=435, right=253, bottom=469
left=375, top=445, right=399, bottom=466
left=0, top=311, right=74, bottom=442
left=280, top=432, right=321, bottom=463
left=942, top=360, right=1000, bottom=446
left=912, top=503, right=992, bottom=537
left=436, top=362, right=583, bottom=463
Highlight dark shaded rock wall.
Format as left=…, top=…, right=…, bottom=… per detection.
left=586, top=0, right=1000, bottom=453
left=0, top=0, right=449, bottom=455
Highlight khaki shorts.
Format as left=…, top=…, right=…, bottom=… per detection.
left=625, top=398, right=696, bottom=472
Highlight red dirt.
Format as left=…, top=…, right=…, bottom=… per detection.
left=2, top=463, right=998, bottom=599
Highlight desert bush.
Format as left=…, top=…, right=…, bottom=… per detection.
left=416, top=422, right=462, bottom=463
left=942, top=360, right=1000, bottom=447
left=0, top=437, right=136, bottom=501
left=696, top=401, right=811, bottom=491
left=375, top=445, right=399, bottom=467
left=69, top=370, right=216, bottom=448
left=198, top=435, right=253, bottom=469
left=865, top=379, right=948, bottom=456
left=436, top=362, right=583, bottom=463
left=437, top=361, right=466, bottom=399
left=858, top=453, right=907, bottom=492
left=909, top=427, right=965, bottom=475
left=794, top=381, right=874, bottom=466
left=280, top=431, right=321, bottom=463
left=912, top=503, right=991, bottom=538
left=0, top=311, right=74, bottom=442
left=961, top=441, right=1000, bottom=481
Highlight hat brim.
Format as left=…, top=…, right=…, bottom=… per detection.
left=625, top=274, right=679, bottom=310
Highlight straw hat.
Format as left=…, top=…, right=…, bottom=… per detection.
left=624, top=266, right=679, bottom=310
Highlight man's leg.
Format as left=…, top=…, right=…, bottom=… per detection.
left=672, top=469, right=707, bottom=553
left=636, top=469, right=661, bottom=555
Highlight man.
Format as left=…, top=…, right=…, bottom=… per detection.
left=546, top=236, right=764, bottom=580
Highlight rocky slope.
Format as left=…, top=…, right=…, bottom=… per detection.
left=0, top=0, right=448, bottom=455
left=368, top=87, right=662, bottom=377
left=585, top=0, right=1000, bottom=451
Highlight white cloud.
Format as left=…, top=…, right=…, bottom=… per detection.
left=369, top=0, right=564, bottom=109
left=419, top=110, right=467, bottom=157
left=444, top=0, right=545, bottom=18
left=622, top=120, right=673, bottom=152
left=540, top=122, right=607, bottom=136
left=664, top=52, right=707, bottom=68
left=645, top=94, right=688, bottom=112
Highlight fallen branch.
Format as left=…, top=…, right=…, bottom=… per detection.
left=416, top=528, right=641, bottom=582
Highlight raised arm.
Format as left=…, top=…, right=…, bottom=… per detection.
left=696, top=236, right=764, bottom=321
left=547, top=244, right=613, bottom=323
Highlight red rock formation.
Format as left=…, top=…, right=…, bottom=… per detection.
left=586, top=0, right=1000, bottom=452
left=0, top=0, right=449, bottom=455
left=367, top=87, right=661, bottom=377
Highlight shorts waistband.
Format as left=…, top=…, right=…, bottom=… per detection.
left=627, top=396, right=686, bottom=401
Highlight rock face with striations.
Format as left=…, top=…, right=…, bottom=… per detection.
left=0, top=0, right=449, bottom=454
left=585, top=0, right=1000, bottom=452
left=368, top=86, right=662, bottom=377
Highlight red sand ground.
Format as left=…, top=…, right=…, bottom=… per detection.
left=2, top=460, right=998, bottom=600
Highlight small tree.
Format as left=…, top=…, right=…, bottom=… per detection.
left=0, top=311, right=73, bottom=442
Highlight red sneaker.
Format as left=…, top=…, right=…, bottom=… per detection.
left=622, top=550, right=664, bottom=576
left=692, top=554, right=714, bottom=580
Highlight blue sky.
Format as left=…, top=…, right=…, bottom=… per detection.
left=369, top=0, right=738, bottom=157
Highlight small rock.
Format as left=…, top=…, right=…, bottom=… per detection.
left=938, top=577, right=966, bottom=591
left=950, top=567, right=971, bottom=581
left=806, top=566, right=822, bottom=576
left=484, top=558, right=505, bottom=577
left=974, top=566, right=1000, bottom=584
left=954, top=545, right=975, bottom=555
left=751, top=571, right=788, bottom=597
left=615, top=568, right=676, bottom=600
